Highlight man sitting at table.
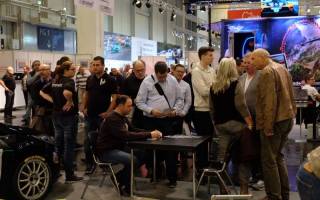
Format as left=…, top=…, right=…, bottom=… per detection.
left=95, top=95, right=162, bottom=195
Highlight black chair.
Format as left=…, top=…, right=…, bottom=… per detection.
left=302, top=97, right=319, bottom=140
left=81, top=131, right=122, bottom=199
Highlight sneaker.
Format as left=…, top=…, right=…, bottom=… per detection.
left=85, top=164, right=96, bottom=175
left=65, top=175, right=83, bottom=184
left=251, top=180, right=264, bottom=191
left=167, top=181, right=177, bottom=188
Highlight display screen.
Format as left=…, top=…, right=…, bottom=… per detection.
left=270, top=53, right=288, bottom=68
left=104, top=32, right=131, bottom=61
left=221, top=16, right=320, bottom=82
left=261, top=0, right=299, bottom=14
left=38, top=26, right=64, bottom=51
left=157, top=42, right=182, bottom=63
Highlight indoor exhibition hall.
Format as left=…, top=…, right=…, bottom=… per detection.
left=0, top=0, right=319, bottom=200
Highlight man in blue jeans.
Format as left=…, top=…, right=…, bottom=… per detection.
left=95, top=95, right=162, bottom=196
left=296, top=146, right=320, bottom=200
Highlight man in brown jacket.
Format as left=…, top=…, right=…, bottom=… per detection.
left=251, top=48, right=296, bottom=200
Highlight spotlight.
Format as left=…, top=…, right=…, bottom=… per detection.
left=159, top=5, right=164, bottom=14
left=136, top=0, right=142, bottom=8
left=200, top=5, right=206, bottom=12
left=132, top=0, right=137, bottom=5
left=200, top=27, right=206, bottom=31
left=170, top=10, right=176, bottom=21
left=146, top=0, right=151, bottom=8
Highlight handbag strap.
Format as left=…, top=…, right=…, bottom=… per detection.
left=151, top=75, right=171, bottom=109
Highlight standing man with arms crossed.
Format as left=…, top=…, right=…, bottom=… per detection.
left=81, top=56, right=118, bottom=175
left=252, top=48, right=296, bottom=200
left=121, top=59, right=146, bottom=128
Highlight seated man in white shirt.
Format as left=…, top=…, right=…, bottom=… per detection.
left=302, top=74, right=320, bottom=107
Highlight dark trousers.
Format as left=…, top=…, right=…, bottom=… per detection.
left=260, top=119, right=293, bottom=200
left=84, top=115, right=103, bottom=166
left=23, top=90, right=28, bottom=109
left=4, top=91, right=14, bottom=117
left=193, top=111, right=214, bottom=170
left=143, top=116, right=178, bottom=182
left=52, top=114, right=77, bottom=178
left=100, top=149, right=145, bottom=189
left=131, top=106, right=144, bottom=129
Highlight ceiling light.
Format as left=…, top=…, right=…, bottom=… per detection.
left=171, top=10, right=176, bottom=21
left=146, top=0, right=151, bottom=8
left=159, top=3, right=164, bottom=14
left=132, top=0, right=137, bottom=5
left=136, top=0, right=142, bottom=8
left=200, top=5, right=206, bottom=12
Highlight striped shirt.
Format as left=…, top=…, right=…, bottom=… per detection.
left=76, top=72, right=89, bottom=89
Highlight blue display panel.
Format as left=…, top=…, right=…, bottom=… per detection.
left=104, top=32, right=132, bottom=61
left=37, top=26, right=64, bottom=51
left=261, top=0, right=299, bottom=14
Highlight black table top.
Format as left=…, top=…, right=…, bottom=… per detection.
left=127, top=136, right=211, bottom=152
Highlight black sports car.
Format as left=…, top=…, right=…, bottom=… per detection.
left=0, top=123, right=60, bottom=200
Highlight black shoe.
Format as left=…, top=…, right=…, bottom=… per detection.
left=120, top=186, right=131, bottom=197
left=85, top=164, right=96, bottom=175
left=167, top=181, right=177, bottom=188
left=65, top=175, right=83, bottom=184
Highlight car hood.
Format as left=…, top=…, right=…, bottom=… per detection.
left=0, top=123, right=54, bottom=150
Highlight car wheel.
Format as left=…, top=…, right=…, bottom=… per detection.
left=13, top=155, right=52, bottom=200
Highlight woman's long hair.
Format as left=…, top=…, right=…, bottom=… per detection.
left=211, top=57, right=239, bottom=94
left=53, top=61, right=73, bottom=84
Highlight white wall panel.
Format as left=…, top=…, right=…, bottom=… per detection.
left=151, top=7, right=164, bottom=43
left=113, top=0, right=131, bottom=36
left=135, top=14, right=149, bottom=39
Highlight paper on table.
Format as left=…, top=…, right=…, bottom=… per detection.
left=164, top=135, right=202, bottom=139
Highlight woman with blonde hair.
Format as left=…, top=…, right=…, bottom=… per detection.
left=210, top=57, right=253, bottom=194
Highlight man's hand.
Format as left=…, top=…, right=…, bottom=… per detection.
left=167, top=110, right=176, bottom=118
left=264, top=131, right=274, bottom=137
left=151, top=109, right=164, bottom=118
left=99, top=111, right=109, bottom=119
left=79, top=105, right=88, bottom=116
left=151, top=130, right=162, bottom=139
left=63, top=101, right=74, bottom=111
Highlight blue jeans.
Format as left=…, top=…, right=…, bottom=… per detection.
left=100, top=149, right=144, bottom=189
left=84, top=116, right=103, bottom=166
left=52, top=114, right=77, bottom=178
left=297, top=164, right=320, bottom=200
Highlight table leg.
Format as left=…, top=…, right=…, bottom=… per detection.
left=300, top=108, right=302, bottom=138
left=153, top=149, right=156, bottom=182
left=193, top=152, right=196, bottom=200
left=131, top=148, right=134, bottom=197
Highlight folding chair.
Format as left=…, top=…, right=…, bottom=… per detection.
left=211, top=194, right=253, bottom=200
left=81, top=131, right=122, bottom=199
left=196, top=138, right=238, bottom=195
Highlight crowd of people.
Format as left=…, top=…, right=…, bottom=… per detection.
left=0, top=46, right=317, bottom=200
